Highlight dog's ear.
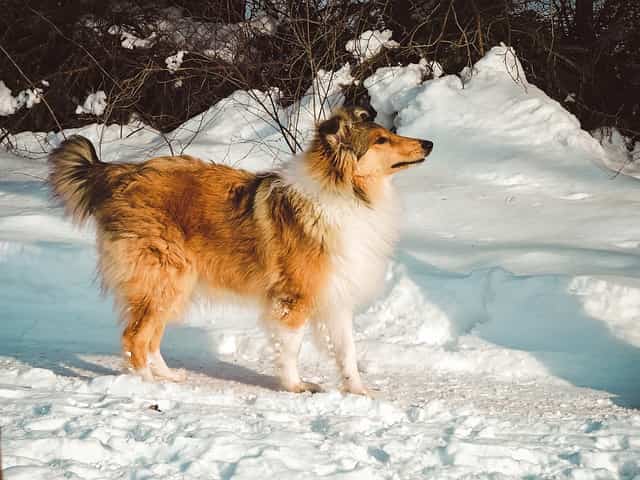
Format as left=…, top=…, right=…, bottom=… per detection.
left=318, top=115, right=342, bottom=137
left=352, top=107, right=370, bottom=122
left=318, top=111, right=351, bottom=147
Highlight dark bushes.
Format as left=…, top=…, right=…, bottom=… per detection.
left=0, top=0, right=638, bottom=144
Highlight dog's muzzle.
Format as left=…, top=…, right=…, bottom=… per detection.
left=421, top=140, right=434, bottom=155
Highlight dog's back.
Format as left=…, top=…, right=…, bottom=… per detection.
left=49, top=137, right=261, bottom=256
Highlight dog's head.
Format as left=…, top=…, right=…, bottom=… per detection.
left=305, top=106, right=433, bottom=202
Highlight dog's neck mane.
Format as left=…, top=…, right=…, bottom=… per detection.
left=278, top=153, right=399, bottom=309
left=279, top=153, right=392, bottom=212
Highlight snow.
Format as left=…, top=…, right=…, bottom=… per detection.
left=0, top=80, right=18, bottom=116
left=107, top=26, right=157, bottom=50
left=15, top=88, right=42, bottom=110
left=158, top=12, right=277, bottom=61
left=101, top=10, right=277, bottom=61
left=592, top=127, right=640, bottom=179
left=75, top=91, right=107, bottom=116
left=345, top=29, right=399, bottom=62
left=363, top=61, right=427, bottom=127
left=0, top=81, right=43, bottom=117
left=428, top=60, right=444, bottom=79
left=165, top=50, right=186, bottom=73
left=1, top=44, right=640, bottom=478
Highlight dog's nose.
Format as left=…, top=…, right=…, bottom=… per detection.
left=421, top=140, right=434, bottom=152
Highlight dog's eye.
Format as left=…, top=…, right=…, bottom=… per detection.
left=375, top=137, right=389, bottom=145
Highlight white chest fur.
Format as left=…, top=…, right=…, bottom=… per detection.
left=321, top=184, right=397, bottom=309
left=283, top=161, right=398, bottom=309
left=282, top=160, right=399, bottom=309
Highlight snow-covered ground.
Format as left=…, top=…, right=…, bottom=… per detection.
left=1, top=45, right=640, bottom=479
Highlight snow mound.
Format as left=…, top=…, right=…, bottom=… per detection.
left=364, top=45, right=604, bottom=166
left=364, top=61, right=426, bottom=128
left=398, top=45, right=597, bottom=152
left=569, top=276, right=640, bottom=347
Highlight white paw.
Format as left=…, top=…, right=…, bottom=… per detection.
left=284, top=381, right=323, bottom=394
left=342, top=382, right=371, bottom=397
left=131, top=366, right=154, bottom=382
left=151, top=367, right=186, bottom=383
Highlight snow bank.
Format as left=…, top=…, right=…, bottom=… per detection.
left=366, top=44, right=599, bottom=154
left=363, top=60, right=427, bottom=127
left=357, top=43, right=640, bottom=398
left=161, top=61, right=354, bottom=162
left=569, top=276, right=640, bottom=347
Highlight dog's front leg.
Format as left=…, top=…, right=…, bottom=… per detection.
left=314, top=308, right=368, bottom=396
left=263, top=306, right=322, bottom=394
left=273, top=324, right=321, bottom=393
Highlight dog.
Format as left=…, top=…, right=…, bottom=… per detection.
left=48, top=106, right=433, bottom=395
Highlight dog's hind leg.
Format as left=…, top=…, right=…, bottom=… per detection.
left=148, top=321, right=187, bottom=382
left=121, top=279, right=192, bottom=381
left=122, top=298, right=159, bottom=381
left=102, top=234, right=194, bottom=381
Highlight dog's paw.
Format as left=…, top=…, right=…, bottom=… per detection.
left=285, top=381, right=323, bottom=394
left=341, top=383, right=371, bottom=397
left=152, top=367, right=187, bottom=383
left=131, top=366, right=155, bottom=382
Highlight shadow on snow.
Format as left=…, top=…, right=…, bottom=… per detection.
left=396, top=248, right=640, bottom=409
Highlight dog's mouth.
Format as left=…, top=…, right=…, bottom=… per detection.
left=391, top=158, right=425, bottom=169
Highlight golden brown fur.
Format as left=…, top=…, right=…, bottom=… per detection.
left=48, top=106, right=433, bottom=391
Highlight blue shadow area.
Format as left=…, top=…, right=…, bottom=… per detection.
left=0, top=241, right=279, bottom=390
left=396, top=249, right=640, bottom=408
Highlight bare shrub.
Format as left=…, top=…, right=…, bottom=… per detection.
left=0, top=0, right=637, bottom=150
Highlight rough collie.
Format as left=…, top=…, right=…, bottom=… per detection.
left=48, top=107, right=433, bottom=395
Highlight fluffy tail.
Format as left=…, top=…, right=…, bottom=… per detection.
left=48, top=135, right=106, bottom=224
